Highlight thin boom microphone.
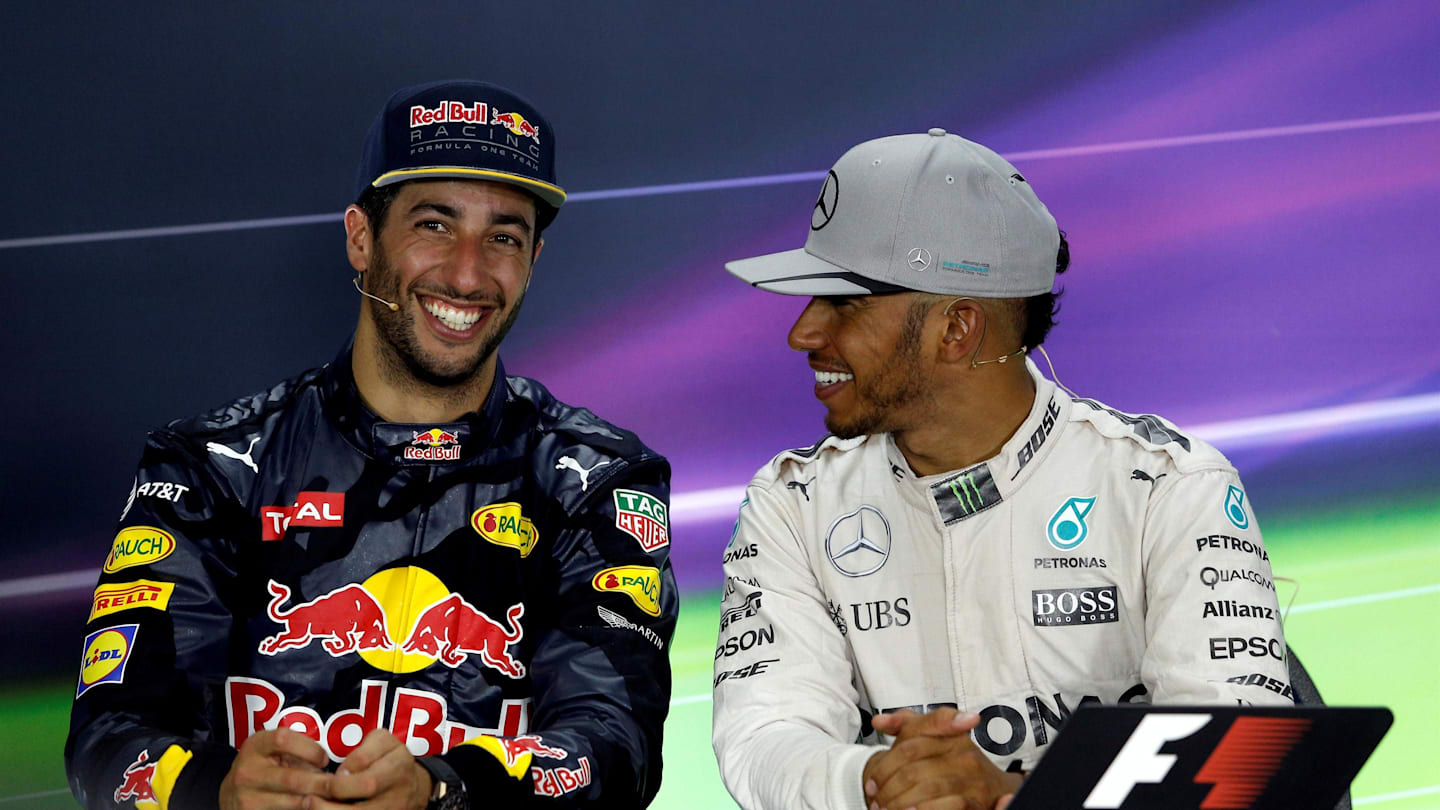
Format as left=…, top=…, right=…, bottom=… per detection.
left=352, top=275, right=399, bottom=311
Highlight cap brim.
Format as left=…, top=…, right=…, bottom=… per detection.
left=725, top=248, right=908, bottom=295
left=373, top=166, right=567, bottom=209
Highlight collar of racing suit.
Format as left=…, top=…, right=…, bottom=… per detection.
left=317, top=343, right=512, bottom=465
left=884, top=358, right=1071, bottom=527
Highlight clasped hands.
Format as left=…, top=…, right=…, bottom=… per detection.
left=862, top=707, right=1023, bottom=810
left=219, top=727, right=431, bottom=810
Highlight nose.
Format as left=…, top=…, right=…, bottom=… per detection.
left=443, top=236, right=497, bottom=296
left=787, top=298, right=830, bottom=353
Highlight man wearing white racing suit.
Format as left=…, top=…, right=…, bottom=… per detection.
left=713, top=130, right=1290, bottom=810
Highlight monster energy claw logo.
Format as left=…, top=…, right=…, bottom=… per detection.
left=1048, top=497, right=1096, bottom=550
left=931, top=463, right=1002, bottom=525
left=949, top=474, right=983, bottom=511
left=1224, top=486, right=1250, bottom=529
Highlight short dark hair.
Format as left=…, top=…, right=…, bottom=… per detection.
left=1016, top=229, right=1070, bottom=349
left=354, top=183, right=550, bottom=252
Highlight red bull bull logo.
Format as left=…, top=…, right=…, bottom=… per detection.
left=227, top=676, right=531, bottom=761
left=492, top=110, right=541, bottom=144
left=261, top=492, right=344, bottom=541
left=258, top=580, right=394, bottom=656
left=113, top=749, right=156, bottom=806
left=405, top=428, right=462, bottom=461
left=402, top=595, right=527, bottom=678
left=256, top=570, right=528, bottom=680
left=461, top=733, right=568, bottom=780
left=410, top=101, right=490, bottom=127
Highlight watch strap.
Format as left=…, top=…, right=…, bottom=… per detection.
left=416, top=756, right=468, bottom=810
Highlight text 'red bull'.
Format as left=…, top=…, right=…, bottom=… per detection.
left=406, top=429, right=461, bottom=461
left=534, top=756, right=593, bottom=798
left=410, top=101, right=489, bottom=128
left=226, top=677, right=531, bottom=761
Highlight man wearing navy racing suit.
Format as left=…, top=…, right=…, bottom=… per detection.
left=67, top=80, right=677, bottom=810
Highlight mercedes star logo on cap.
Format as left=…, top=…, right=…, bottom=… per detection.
left=907, top=248, right=932, bottom=271
left=811, top=170, right=840, bottom=231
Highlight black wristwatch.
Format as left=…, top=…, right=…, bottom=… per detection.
left=417, top=757, right=468, bottom=810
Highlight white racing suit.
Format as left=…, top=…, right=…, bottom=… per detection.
left=712, top=360, right=1291, bottom=810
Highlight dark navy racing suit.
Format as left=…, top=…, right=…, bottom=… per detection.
left=67, top=348, right=676, bottom=808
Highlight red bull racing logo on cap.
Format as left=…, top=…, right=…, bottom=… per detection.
left=410, top=101, right=489, bottom=128
left=256, top=568, right=526, bottom=678
left=405, top=428, right=462, bottom=462
left=492, top=110, right=541, bottom=144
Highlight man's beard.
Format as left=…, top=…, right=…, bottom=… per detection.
left=824, top=302, right=932, bottom=439
left=366, top=250, right=526, bottom=389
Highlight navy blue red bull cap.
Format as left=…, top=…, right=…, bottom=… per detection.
left=355, top=80, right=566, bottom=219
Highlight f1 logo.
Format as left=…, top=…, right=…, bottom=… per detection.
left=1084, top=714, right=1210, bottom=808
left=1084, top=713, right=1313, bottom=809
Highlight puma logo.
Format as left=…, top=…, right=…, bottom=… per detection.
left=207, top=436, right=261, bottom=474
left=786, top=477, right=815, bottom=501
left=1130, top=469, right=1168, bottom=485
left=556, top=455, right=612, bottom=492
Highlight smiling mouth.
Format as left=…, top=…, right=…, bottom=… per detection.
left=419, top=295, right=486, bottom=333
left=814, top=370, right=854, bottom=385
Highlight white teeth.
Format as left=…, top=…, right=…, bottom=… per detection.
left=421, top=298, right=483, bottom=331
left=815, top=370, right=854, bottom=385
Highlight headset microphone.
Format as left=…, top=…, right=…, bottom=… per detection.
left=352, top=274, right=400, bottom=312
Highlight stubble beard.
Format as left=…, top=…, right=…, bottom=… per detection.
left=366, top=248, right=526, bottom=391
left=824, top=303, right=932, bottom=439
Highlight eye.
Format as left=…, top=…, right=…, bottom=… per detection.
left=418, top=219, right=449, bottom=234
left=491, top=232, right=526, bottom=251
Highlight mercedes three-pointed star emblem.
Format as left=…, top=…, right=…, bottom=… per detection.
left=825, top=505, right=892, bottom=577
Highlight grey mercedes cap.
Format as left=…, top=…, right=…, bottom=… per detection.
left=726, top=128, right=1059, bottom=297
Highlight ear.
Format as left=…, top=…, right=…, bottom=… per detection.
left=532, top=236, right=544, bottom=265
left=938, top=298, right=983, bottom=364
left=343, top=206, right=373, bottom=272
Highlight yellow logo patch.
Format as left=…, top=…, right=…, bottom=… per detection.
left=591, top=565, right=661, bottom=616
left=89, top=580, right=174, bottom=622
left=103, top=527, right=176, bottom=573
left=78, top=624, right=138, bottom=697
left=465, top=735, right=532, bottom=780
left=472, top=503, right=539, bottom=557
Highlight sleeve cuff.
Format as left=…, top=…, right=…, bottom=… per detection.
left=168, top=743, right=237, bottom=810
left=827, top=745, right=879, bottom=810
left=440, top=744, right=533, bottom=806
